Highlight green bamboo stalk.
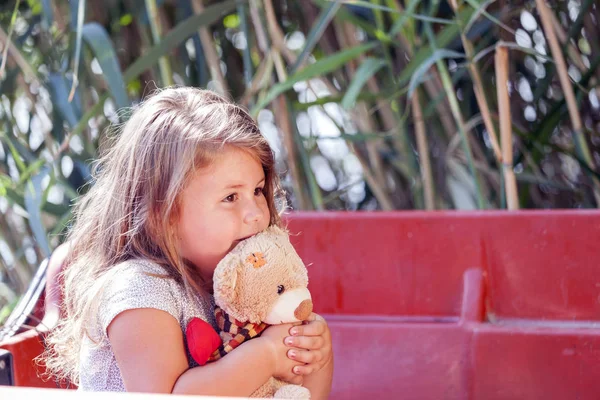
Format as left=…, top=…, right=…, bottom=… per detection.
left=0, top=0, right=22, bottom=80
left=68, top=0, right=85, bottom=101
left=424, top=22, right=485, bottom=209
left=273, top=95, right=311, bottom=210
left=411, top=90, right=435, bottom=210
left=535, top=0, right=600, bottom=207
left=144, top=0, right=173, bottom=86
left=191, top=0, right=229, bottom=94
left=337, top=20, right=419, bottom=207
left=236, top=0, right=253, bottom=89
left=448, top=0, right=502, bottom=165
left=372, top=0, right=419, bottom=192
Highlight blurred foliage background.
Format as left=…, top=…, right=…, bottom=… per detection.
left=0, top=0, right=600, bottom=322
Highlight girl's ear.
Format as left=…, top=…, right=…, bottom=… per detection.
left=213, top=254, right=240, bottom=308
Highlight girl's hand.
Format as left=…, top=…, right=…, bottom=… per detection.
left=285, top=313, right=333, bottom=376
left=259, top=323, right=304, bottom=385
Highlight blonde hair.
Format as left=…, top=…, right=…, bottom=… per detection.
left=41, top=87, right=285, bottom=385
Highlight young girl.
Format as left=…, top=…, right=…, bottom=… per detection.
left=43, top=87, right=333, bottom=397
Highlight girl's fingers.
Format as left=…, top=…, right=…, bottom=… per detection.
left=305, top=312, right=318, bottom=322
left=285, top=334, right=324, bottom=350
left=287, top=348, right=322, bottom=365
left=290, top=319, right=326, bottom=337
left=292, top=363, right=316, bottom=376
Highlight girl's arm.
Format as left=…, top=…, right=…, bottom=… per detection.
left=284, top=313, right=334, bottom=400
left=172, top=338, right=274, bottom=396
left=108, top=308, right=300, bottom=396
left=302, top=356, right=334, bottom=400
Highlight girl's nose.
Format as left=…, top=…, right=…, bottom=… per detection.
left=243, top=200, right=263, bottom=224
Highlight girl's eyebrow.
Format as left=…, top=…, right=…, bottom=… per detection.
left=224, top=178, right=265, bottom=190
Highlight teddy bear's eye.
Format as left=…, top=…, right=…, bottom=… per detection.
left=277, top=285, right=285, bottom=295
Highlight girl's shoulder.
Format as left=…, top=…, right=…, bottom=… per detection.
left=112, top=258, right=173, bottom=277
left=96, top=259, right=187, bottom=334
left=105, top=259, right=182, bottom=297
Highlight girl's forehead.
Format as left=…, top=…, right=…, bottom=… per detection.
left=188, top=147, right=265, bottom=189
left=207, top=147, right=262, bottom=172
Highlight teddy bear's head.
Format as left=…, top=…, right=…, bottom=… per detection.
left=212, top=226, right=312, bottom=324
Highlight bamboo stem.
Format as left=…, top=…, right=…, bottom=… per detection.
left=0, top=25, right=39, bottom=83
left=191, top=0, right=229, bottom=94
left=336, top=22, right=390, bottom=198
left=535, top=0, right=600, bottom=206
left=495, top=46, right=519, bottom=210
left=273, top=94, right=310, bottom=210
left=249, top=0, right=269, bottom=53
left=271, top=50, right=320, bottom=210
left=448, top=0, right=502, bottom=164
left=436, top=58, right=485, bottom=209
left=411, top=91, right=435, bottom=210
left=263, top=0, right=339, bottom=96
left=348, top=143, right=395, bottom=210
left=262, top=0, right=297, bottom=64
left=144, top=0, right=173, bottom=86
left=549, top=9, right=587, bottom=72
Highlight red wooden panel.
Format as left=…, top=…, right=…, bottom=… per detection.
left=285, top=211, right=600, bottom=321
left=286, top=212, right=481, bottom=317
left=1, top=330, right=55, bottom=388
left=477, top=212, right=600, bottom=321
left=472, top=325, right=600, bottom=399
left=326, top=317, right=469, bottom=400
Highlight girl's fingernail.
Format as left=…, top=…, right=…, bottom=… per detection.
left=289, top=350, right=296, bottom=358
left=293, top=366, right=300, bottom=374
left=290, top=328, right=298, bottom=336
left=285, top=337, right=294, bottom=345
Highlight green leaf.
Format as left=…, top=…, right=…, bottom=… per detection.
left=339, top=0, right=454, bottom=25
left=1, top=133, right=32, bottom=171
left=290, top=1, right=341, bottom=75
left=388, top=0, right=419, bottom=37
left=48, top=73, right=81, bottom=128
left=69, top=92, right=110, bottom=150
left=24, top=167, right=52, bottom=257
left=304, top=131, right=392, bottom=142
left=251, top=42, right=378, bottom=116
left=396, top=7, right=473, bottom=87
left=69, top=0, right=86, bottom=102
left=40, top=0, right=54, bottom=30
left=81, top=22, right=130, bottom=110
left=237, top=0, right=252, bottom=88
left=17, top=159, right=46, bottom=185
left=312, top=0, right=378, bottom=38
left=341, top=58, right=386, bottom=109
left=463, top=0, right=511, bottom=34
left=123, top=0, right=237, bottom=83
left=292, top=91, right=381, bottom=110
left=407, top=49, right=464, bottom=98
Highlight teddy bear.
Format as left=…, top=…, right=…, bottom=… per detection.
left=186, top=225, right=313, bottom=399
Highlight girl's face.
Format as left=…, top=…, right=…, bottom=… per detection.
left=176, top=146, right=271, bottom=283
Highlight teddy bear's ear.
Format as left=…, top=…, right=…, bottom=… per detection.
left=213, top=254, right=240, bottom=307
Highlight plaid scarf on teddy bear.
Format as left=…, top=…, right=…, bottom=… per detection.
left=208, top=306, right=269, bottom=362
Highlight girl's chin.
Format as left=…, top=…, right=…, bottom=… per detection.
left=229, top=240, right=243, bottom=252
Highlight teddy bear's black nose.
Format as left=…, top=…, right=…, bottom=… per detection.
left=294, top=299, right=313, bottom=320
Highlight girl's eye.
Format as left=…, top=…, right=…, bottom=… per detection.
left=223, top=193, right=238, bottom=202
left=277, top=285, right=285, bottom=295
left=254, top=187, right=265, bottom=196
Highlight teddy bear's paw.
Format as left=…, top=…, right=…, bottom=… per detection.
left=274, top=384, right=311, bottom=399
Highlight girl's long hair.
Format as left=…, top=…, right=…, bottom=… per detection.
left=41, top=87, right=284, bottom=384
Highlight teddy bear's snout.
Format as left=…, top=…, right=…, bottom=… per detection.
left=294, top=299, right=313, bottom=320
